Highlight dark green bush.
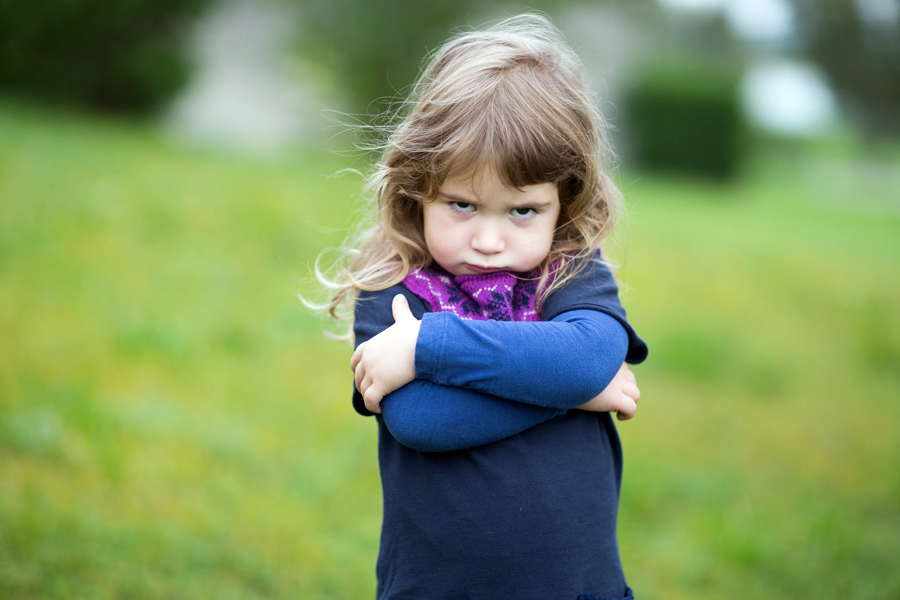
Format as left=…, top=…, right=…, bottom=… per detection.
left=626, top=61, right=743, bottom=179
left=0, top=0, right=210, bottom=113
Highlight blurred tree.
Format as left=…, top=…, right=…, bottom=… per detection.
left=0, top=0, right=211, bottom=113
left=790, top=0, right=900, bottom=139
left=298, top=0, right=570, bottom=115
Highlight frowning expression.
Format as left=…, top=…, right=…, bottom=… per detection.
left=422, top=169, right=560, bottom=276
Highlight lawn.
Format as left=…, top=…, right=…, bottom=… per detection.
left=1, top=101, right=898, bottom=599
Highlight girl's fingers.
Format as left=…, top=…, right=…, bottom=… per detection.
left=350, top=345, right=363, bottom=371
left=616, top=398, right=637, bottom=421
left=354, top=358, right=370, bottom=394
left=364, top=385, right=383, bottom=414
left=392, top=294, right=414, bottom=323
left=623, top=382, right=641, bottom=402
left=360, top=374, right=373, bottom=400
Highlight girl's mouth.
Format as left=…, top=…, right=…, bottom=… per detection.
left=466, top=264, right=503, bottom=274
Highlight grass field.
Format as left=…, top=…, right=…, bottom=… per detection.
left=1, top=101, right=898, bottom=599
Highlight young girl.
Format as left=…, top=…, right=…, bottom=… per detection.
left=322, top=14, right=648, bottom=600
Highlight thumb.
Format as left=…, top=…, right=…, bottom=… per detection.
left=392, top=294, right=414, bottom=323
left=616, top=397, right=637, bottom=421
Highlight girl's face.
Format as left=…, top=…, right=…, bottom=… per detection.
left=423, top=169, right=560, bottom=276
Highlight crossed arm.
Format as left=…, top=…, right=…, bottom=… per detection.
left=351, top=288, right=640, bottom=452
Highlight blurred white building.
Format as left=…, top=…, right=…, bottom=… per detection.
left=164, top=0, right=333, bottom=153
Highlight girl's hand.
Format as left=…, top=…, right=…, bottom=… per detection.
left=351, top=294, right=421, bottom=414
left=577, top=363, right=640, bottom=420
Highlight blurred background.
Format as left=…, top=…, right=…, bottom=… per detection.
left=1, top=0, right=898, bottom=598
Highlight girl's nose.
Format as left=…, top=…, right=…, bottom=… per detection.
left=471, top=223, right=505, bottom=255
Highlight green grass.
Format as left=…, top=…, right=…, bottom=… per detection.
left=1, top=101, right=898, bottom=599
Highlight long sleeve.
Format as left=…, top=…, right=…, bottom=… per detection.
left=379, top=381, right=566, bottom=452
left=353, top=292, right=628, bottom=452
left=379, top=308, right=627, bottom=451
left=414, top=309, right=628, bottom=409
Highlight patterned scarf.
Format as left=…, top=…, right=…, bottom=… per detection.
left=402, top=265, right=547, bottom=322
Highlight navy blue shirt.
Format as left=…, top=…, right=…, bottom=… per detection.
left=353, top=258, right=647, bottom=600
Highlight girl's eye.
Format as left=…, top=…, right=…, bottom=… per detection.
left=511, top=207, right=536, bottom=218
left=451, top=202, right=475, bottom=212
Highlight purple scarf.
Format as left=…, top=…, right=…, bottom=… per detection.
left=402, top=266, right=547, bottom=322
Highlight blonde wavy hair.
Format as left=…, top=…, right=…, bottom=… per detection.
left=315, top=13, right=623, bottom=332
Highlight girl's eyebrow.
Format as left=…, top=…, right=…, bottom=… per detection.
left=514, top=199, right=554, bottom=208
left=439, top=192, right=554, bottom=208
left=438, top=192, right=478, bottom=204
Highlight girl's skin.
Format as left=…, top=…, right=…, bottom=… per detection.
left=351, top=169, right=641, bottom=420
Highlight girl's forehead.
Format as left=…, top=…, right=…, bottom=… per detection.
left=441, top=167, right=504, bottom=194
left=442, top=166, right=542, bottom=193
